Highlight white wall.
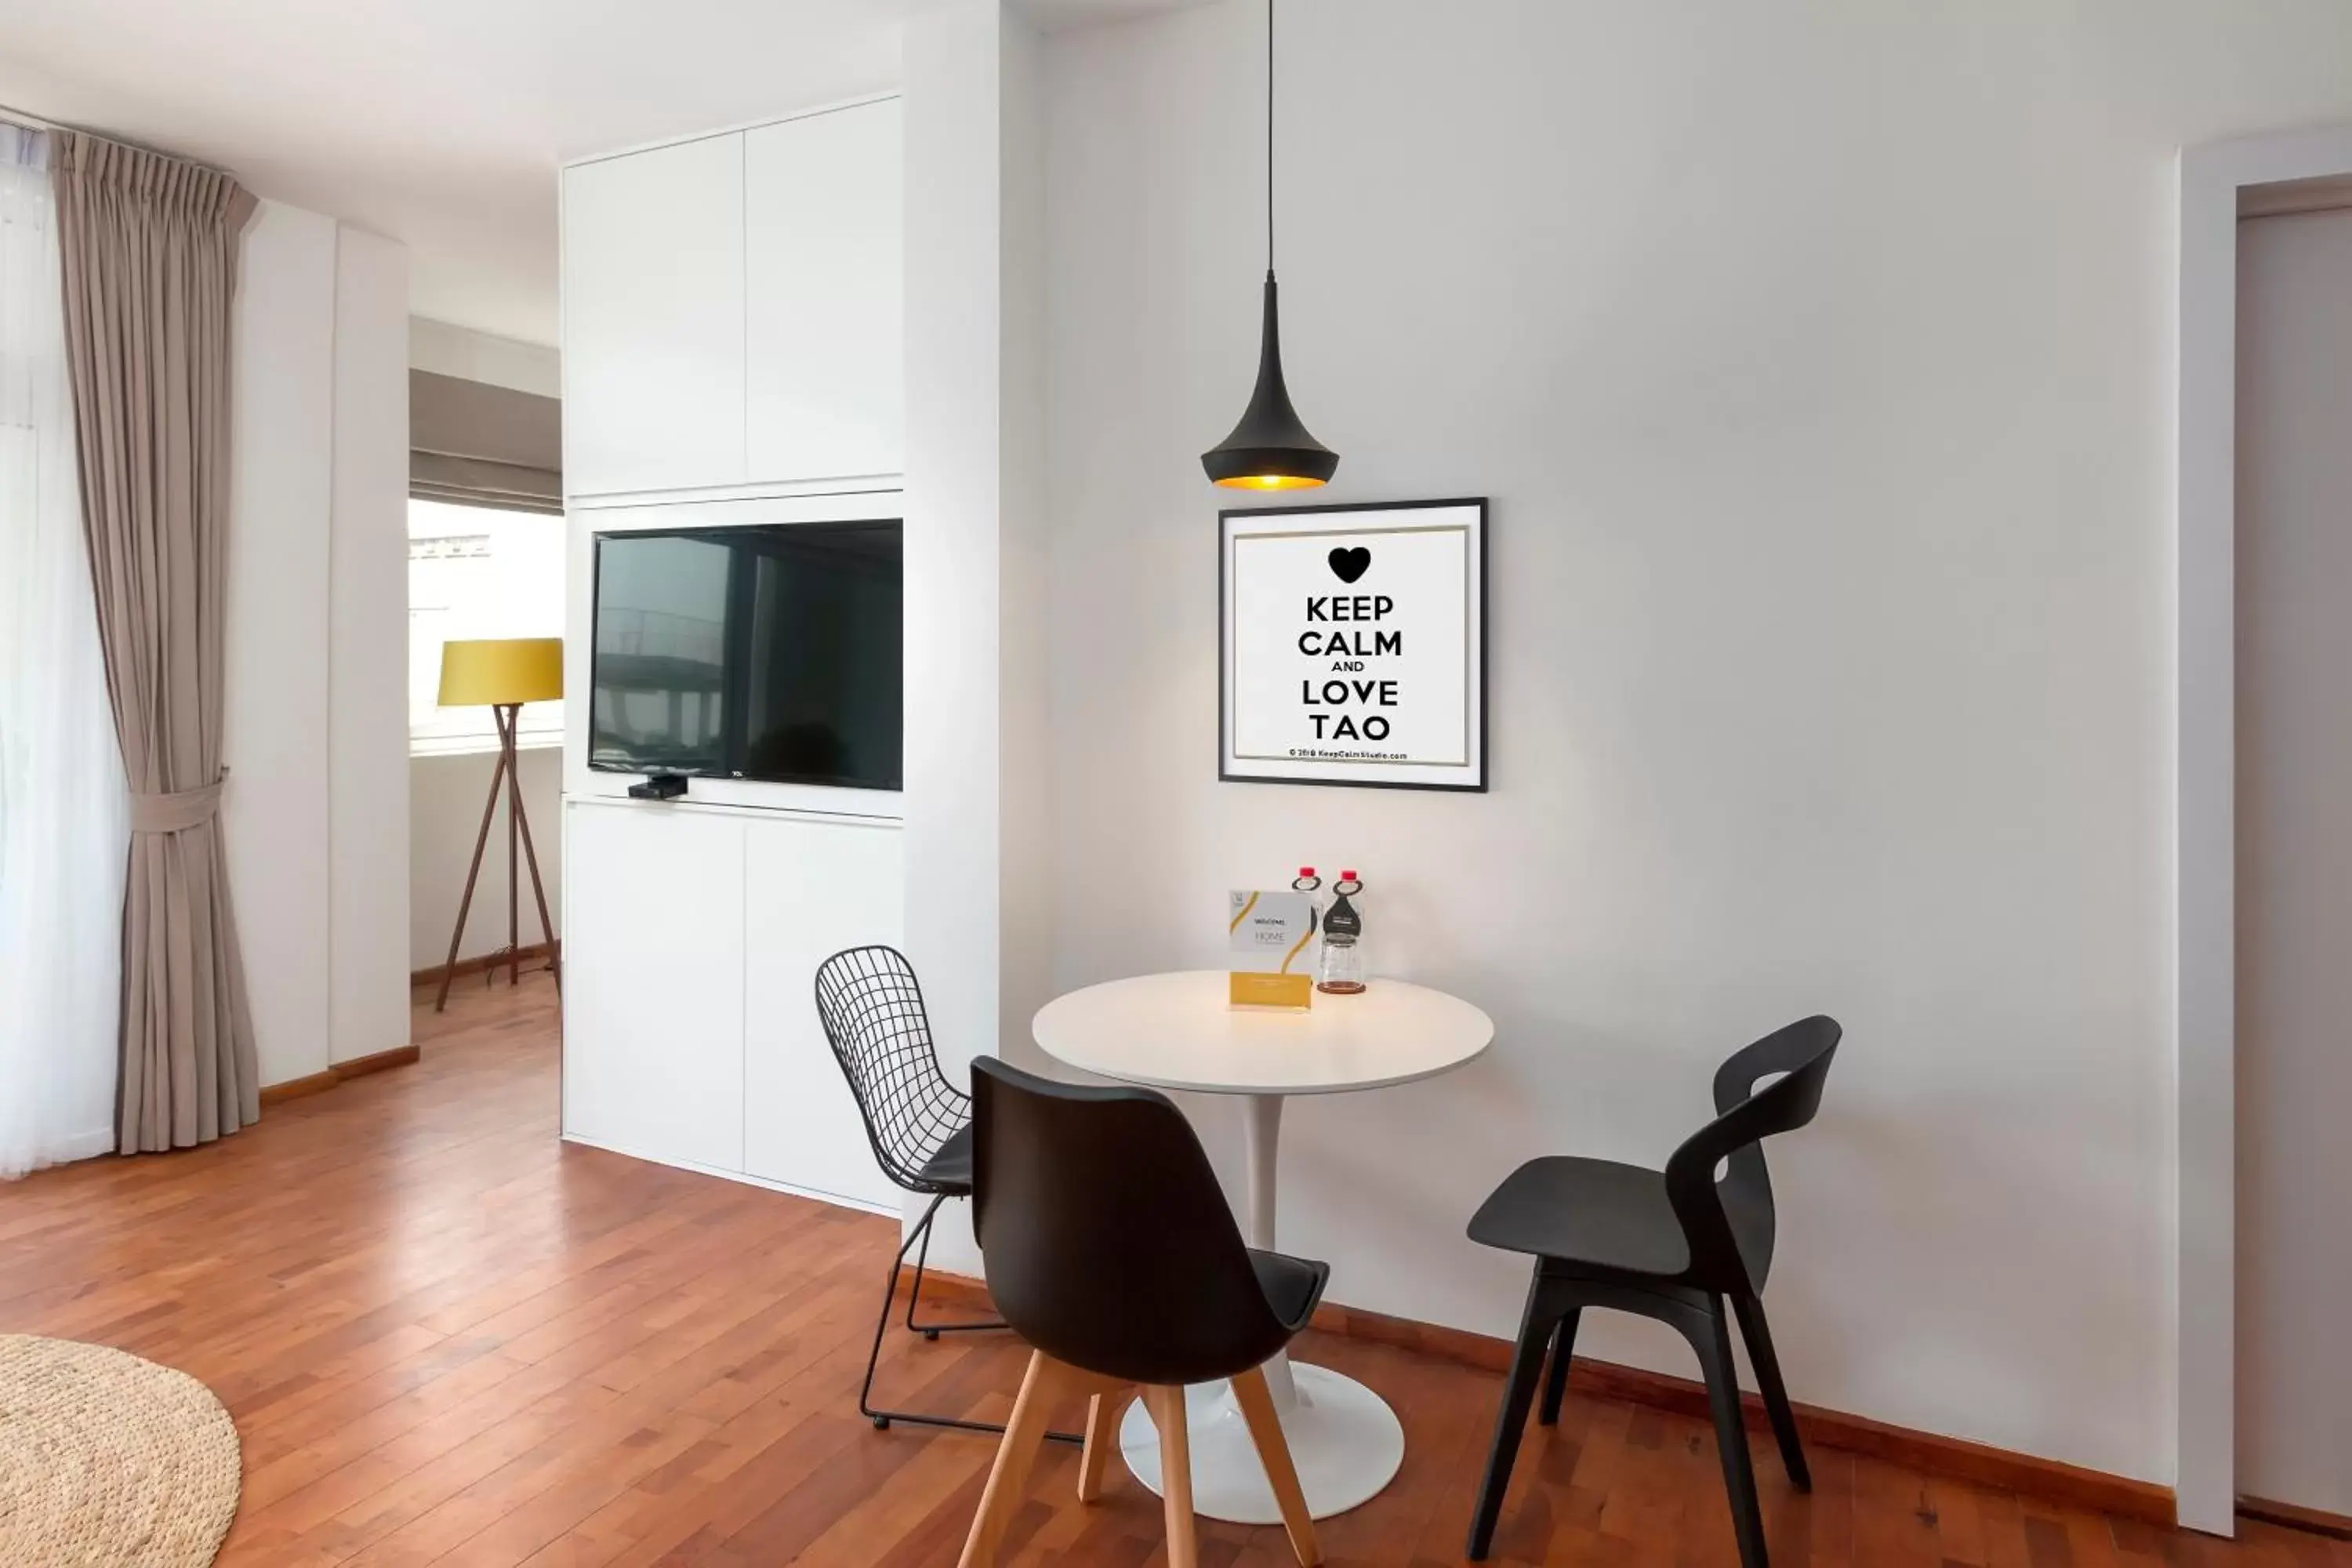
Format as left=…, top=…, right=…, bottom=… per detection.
left=224, top=201, right=412, bottom=1085
left=998, top=0, right=1051, bottom=1085
left=329, top=230, right=413, bottom=1066
left=900, top=0, right=1049, bottom=1269
left=408, top=315, right=560, bottom=398
left=1036, top=0, right=2352, bottom=1486
left=410, top=746, right=564, bottom=970
left=2234, top=204, right=2352, bottom=1518
left=227, top=200, right=336, bottom=1090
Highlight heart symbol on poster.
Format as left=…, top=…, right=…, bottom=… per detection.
left=1327, top=546, right=1371, bottom=584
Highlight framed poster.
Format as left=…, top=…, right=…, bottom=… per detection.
left=1220, top=497, right=1487, bottom=792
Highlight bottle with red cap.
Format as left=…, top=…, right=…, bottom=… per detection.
left=1317, top=870, right=1366, bottom=994
left=1290, top=866, right=1324, bottom=940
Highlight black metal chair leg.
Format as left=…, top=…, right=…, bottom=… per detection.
left=1537, top=1306, right=1581, bottom=1426
left=902, top=1196, right=1011, bottom=1340
left=1468, top=1273, right=1570, bottom=1560
left=1731, top=1290, right=1809, bottom=1491
left=1690, top=1295, right=1771, bottom=1568
left=860, top=1196, right=1078, bottom=1443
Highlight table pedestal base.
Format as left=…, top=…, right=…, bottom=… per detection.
left=1116, top=1361, right=1404, bottom=1523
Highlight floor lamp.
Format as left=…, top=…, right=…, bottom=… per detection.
left=435, top=637, right=564, bottom=1013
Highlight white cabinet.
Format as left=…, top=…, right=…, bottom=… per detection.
left=561, top=800, right=906, bottom=1212
left=742, top=814, right=904, bottom=1207
left=746, top=100, right=905, bottom=485
left=561, top=804, right=746, bottom=1172
left=561, top=134, right=746, bottom=495
left=561, top=99, right=903, bottom=499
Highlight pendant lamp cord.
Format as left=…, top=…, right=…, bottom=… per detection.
left=1267, top=0, right=1276, bottom=274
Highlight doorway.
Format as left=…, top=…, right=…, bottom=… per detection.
left=2234, top=198, right=2352, bottom=1533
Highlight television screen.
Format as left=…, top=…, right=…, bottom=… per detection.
left=589, top=521, right=902, bottom=791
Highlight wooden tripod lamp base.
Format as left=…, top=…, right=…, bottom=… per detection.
left=434, top=638, right=564, bottom=1014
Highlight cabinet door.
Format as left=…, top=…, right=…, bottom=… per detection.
left=742, top=816, right=905, bottom=1209
left=562, top=804, right=746, bottom=1172
left=563, top=134, right=746, bottom=495
left=744, top=100, right=904, bottom=486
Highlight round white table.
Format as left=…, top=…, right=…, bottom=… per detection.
left=1031, top=970, right=1494, bottom=1524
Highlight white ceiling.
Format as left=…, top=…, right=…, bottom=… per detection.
left=0, top=0, right=1194, bottom=347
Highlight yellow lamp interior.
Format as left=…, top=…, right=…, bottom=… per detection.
left=1214, top=474, right=1327, bottom=491
left=438, top=637, right=564, bottom=707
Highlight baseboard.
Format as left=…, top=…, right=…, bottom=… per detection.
left=259, top=1044, right=422, bottom=1108
left=411, top=940, right=560, bottom=989
left=258, top=1069, right=339, bottom=1107
left=337, top=1044, right=423, bottom=1080
left=2240, top=1494, right=2352, bottom=1541
left=902, top=1269, right=2173, bottom=1529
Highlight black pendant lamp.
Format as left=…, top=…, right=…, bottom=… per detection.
left=1202, top=0, right=1338, bottom=491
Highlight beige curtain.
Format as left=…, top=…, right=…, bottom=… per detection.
left=51, top=132, right=261, bottom=1153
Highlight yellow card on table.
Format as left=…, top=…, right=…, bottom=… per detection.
left=1229, top=889, right=1315, bottom=1009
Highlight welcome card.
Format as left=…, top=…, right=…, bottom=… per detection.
left=1229, top=889, right=1316, bottom=1009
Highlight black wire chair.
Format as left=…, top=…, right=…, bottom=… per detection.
left=813, top=944, right=1078, bottom=1443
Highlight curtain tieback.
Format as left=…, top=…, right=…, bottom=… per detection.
left=129, top=779, right=224, bottom=835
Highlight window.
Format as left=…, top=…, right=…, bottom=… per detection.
left=408, top=499, right=565, bottom=754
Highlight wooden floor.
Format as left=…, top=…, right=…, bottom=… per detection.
left=2, top=975, right=2343, bottom=1568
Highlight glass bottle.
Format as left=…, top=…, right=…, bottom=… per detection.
left=1290, top=866, right=1323, bottom=930
left=1317, top=871, right=1366, bottom=993
left=1289, top=868, right=1325, bottom=976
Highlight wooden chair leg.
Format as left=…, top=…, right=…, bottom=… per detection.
left=1076, top=1391, right=1120, bottom=1503
left=959, top=1351, right=1065, bottom=1568
left=1467, top=1272, right=1570, bottom=1559
left=1538, top=1306, right=1581, bottom=1426
left=1730, top=1291, right=1810, bottom=1492
left=1142, top=1385, right=1200, bottom=1568
left=1232, top=1364, right=1323, bottom=1566
left=1692, top=1298, right=1770, bottom=1568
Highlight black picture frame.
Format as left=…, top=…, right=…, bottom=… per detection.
left=1218, top=496, right=1489, bottom=793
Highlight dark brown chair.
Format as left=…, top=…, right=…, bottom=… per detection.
left=1463, top=1015, right=1842, bottom=1568
left=956, top=1056, right=1327, bottom=1568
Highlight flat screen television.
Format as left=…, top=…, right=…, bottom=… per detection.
left=588, top=521, right=902, bottom=791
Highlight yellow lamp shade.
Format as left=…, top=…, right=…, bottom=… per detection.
left=437, top=637, right=564, bottom=707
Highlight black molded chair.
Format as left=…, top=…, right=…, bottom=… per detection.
left=1464, top=1015, right=1842, bottom=1568
left=956, top=1056, right=1327, bottom=1568
left=812, top=946, right=1076, bottom=1445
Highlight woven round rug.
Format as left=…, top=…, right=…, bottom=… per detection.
left=0, top=1335, right=241, bottom=1568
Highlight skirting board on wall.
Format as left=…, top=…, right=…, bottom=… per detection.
left=901, top=1270, right=2176, bottom=1530
left=2238, top=1495, right=2352, bottom=1541
left=410, top=940, right=561, bottom=990
left=257, top=1044, right=421, bottom=1107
